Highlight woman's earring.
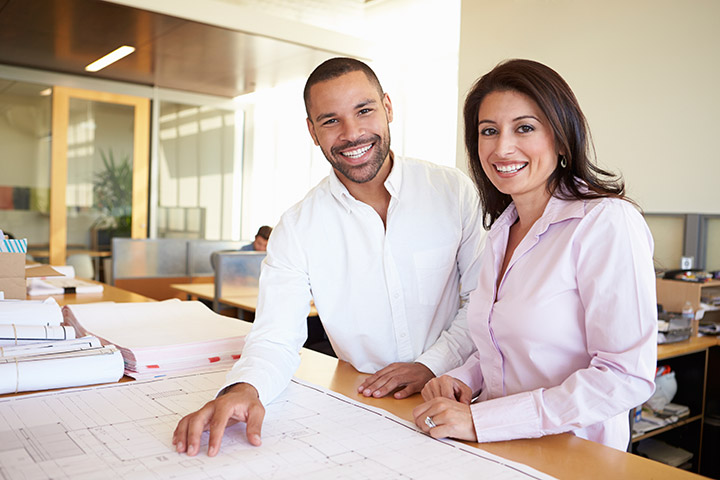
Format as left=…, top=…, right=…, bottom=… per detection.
left=559, top=155, right=568, bottom=168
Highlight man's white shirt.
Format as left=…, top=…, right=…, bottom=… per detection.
left=222, top=156, right=485, bottom=405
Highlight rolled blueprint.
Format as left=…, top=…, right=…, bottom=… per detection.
left=0, top=345, right=124, bottom=394
left=0, top=325, right=75, bottom=346
left=0, top=297, right=63, bottom=326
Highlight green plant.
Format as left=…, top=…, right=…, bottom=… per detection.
left=92, top=148, right=132, bottom=232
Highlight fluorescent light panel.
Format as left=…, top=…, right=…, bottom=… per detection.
left=85, top=45, right=135, bottom=72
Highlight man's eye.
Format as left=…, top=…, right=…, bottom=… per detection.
left=480, top=127, right=497, bottom=136
left=518, top=124, right=535, bottom=133
left=359, top=108, right=372, bottom=115
left=322, top=119, right=338, bottom=126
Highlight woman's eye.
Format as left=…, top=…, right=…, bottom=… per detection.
left=480, top=127, right=497, bottom=136
left=518, top=124, right=535, bottom=133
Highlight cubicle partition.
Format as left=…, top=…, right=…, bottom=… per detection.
left=112, top=238, right=245, bottom=300
left=212, top=251, right=266, bottom=313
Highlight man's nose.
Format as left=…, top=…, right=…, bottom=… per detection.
left=340, top=117, right=364, bottom=142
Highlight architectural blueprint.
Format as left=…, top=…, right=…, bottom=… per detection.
left=0, top=371, right=556, bottom=479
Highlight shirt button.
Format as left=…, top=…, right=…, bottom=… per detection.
left=400, top=333, right=406, bottom=338
left=393, top=292, right=400, bottom=299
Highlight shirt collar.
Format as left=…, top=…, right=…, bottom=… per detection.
left=328, top=151, right=399, bottom=212
left=491, top=180, right=588, bottom=237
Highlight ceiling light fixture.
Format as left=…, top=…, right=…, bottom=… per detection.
left=85, top=46, right=136, bottom=72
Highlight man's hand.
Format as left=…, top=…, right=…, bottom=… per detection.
left=172, top=383, right=265, bottom=457
left=421, top=375, right=472, bottom=404
left=413, top=397, right=478, bottom=442
left=357, top=362, right=434, bottom=399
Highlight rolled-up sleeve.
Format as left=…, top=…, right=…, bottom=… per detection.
left=220, top=217, right=312, bottom=405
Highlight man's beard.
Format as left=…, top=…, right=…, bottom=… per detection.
left=323, top=132, right=391, bottom=184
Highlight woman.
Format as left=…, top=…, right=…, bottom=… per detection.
left=413, top=59, right=657, bottom=450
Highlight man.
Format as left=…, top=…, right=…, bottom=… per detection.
left=240, top=225, right=272, bottom=252
left=173, top=57, right=483, bottom=457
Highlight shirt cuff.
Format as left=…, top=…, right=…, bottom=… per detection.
left=471, top=391, right=542, bottom=443
left=221, top=366, right=282, bottom=406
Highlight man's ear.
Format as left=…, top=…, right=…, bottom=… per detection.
left=383, top=93, right=394, bottom=123
left=306, top=117, right=320, bottom=146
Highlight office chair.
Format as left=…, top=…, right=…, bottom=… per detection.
left=66, top=254, right=95, bottom=280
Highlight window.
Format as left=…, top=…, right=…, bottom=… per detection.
left=156, top=102, right=242, bottom=240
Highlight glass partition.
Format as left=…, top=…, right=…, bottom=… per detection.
left=157, top=101, right=242, bottom=240
left=66, top=98, right=135, bottom=251
left=0, top=79, right=52, bottom=250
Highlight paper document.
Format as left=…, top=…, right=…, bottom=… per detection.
left=27, top=277, right=104, bottom=296
left=64, top=299, right=251, bottom=378
left=0, top=371, right=556, bottom=480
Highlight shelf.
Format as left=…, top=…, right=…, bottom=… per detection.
left=632, top=414, right=702, bottom=442
left=658, top=336, right=718, bottom=360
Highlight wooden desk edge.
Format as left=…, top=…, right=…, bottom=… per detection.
left=294, top=349, right=705, bottom=480
left=657, top=335, right=718, bottom=360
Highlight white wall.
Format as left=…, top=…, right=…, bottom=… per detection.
left=365, top=0, right=461, bottom=167
left=458, top=0, right=720, bottom=213
left=233, top=0, right=463, bottom=238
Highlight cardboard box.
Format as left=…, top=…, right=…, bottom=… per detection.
left=0, top=252, right=62, bottom=299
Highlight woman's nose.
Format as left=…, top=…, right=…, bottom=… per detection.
left=495, top=131, right=516, bottom=158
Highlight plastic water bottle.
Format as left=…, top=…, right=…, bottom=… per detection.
left=682, top=301, right=697, bottom=337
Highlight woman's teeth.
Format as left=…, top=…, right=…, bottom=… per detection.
left=495, top=163, right=527, bottom=173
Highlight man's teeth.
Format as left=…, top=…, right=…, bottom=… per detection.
left=342, top=144, right=372, bottom=159
left=495, top=163, right=527, bottom=173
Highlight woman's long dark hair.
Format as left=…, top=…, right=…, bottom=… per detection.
left=464, top=59, right=627, bottom=229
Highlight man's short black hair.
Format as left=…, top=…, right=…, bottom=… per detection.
left=303, top=57, right=384, bottom=118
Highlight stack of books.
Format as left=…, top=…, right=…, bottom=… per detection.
left=0, top=298, right=124, bottom=394
left=63, top=299, right=251, bottom=379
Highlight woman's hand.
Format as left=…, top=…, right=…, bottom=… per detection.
left=413, top=397, right=478, bottom=442
left=421, top=375, right=472, bottom=404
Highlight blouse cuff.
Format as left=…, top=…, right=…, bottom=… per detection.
left=471, top=392, right=542, bottom=443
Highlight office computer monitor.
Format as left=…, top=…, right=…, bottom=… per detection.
left=702, top=215, right=720, bottom=272
left=644, top=214, right=685, bottom=272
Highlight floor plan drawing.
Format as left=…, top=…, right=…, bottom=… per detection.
left=0, top=371, right=555, bottom=479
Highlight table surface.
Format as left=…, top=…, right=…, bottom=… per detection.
left=294, top=349, right=705, bottom=480
left=29, top=281, right=155, bottom=305
left=170, top=282, right=318, bottom=316
left=27, top=249, right=112, bottom=258
left=657, top=335, right=718, bottom=360
left=15, top=282, right=718, bottom=479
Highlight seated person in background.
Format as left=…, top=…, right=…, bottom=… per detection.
left=173, top=57, right=484, bottom=456
left=240, top=226, right=273, bottom=252
left=413, top=59, right=657, bottom=450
